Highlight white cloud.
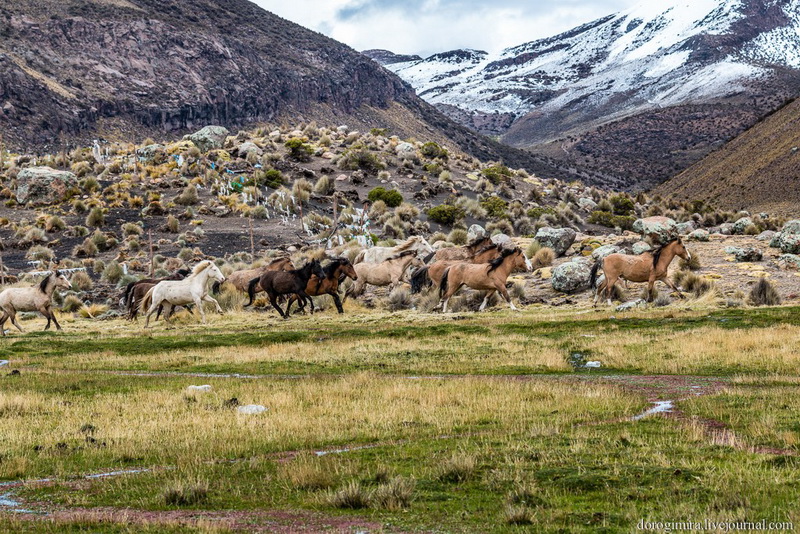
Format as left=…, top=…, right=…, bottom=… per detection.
left=250, top=0, right=638, bottom=57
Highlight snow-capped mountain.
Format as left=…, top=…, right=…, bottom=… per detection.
left=366, top=0, right=800, bottom=190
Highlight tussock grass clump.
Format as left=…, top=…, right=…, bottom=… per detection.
left=25, top=245, right=54, bottom=262
left=437, top=453, right=477, bottom=483
left=372, top=477, right=415, bottom=510
left=504, top=505, right=536, bottom=525
left=162, top=479, right=209, bottom=506
left=749, top=277, right=781, bottom=307
left=79, top=303, right=108, bottom=318
left=531, top=247, right=555, bottom=269
left=175, top=184, right=199, bottom=206
left=166, top=215, right=180, bottom=234
left=387, top=286, right=413, bottom=311
left=122, top=223, right=143, bottom=237
left=679, top=252, right=701, bottom=271
left=447, top=229, right=468, bottom=245
left=61, top=294, right=84, bottom=313
left=325, top=480, right=371, bottom=509
left=85, top=207, right=105, bottom=227
left=673, top=271, right=714, bottom=297
left=70, top=271, right=94, bottom=291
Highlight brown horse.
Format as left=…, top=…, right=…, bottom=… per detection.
left=245, top=260, right=326, bottom=318
left=0, top=271, right=72, bottom=335
left=590, top=238, right=691, bottom=306
left=438, top=247, right=532, bottom=313
left=343, top=251, right=424, bottom=302
left=123, top=269, right=191, bottom=320
left=214, top=257, right=295, bottom=294
left=430, top=236, right=494, bottom=262
left=287, top=257, right=358, bottom=314
left=410, top=244, right=502, bottom=293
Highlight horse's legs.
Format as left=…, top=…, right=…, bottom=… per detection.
left=47, top=306, right=62, bottom=331
left=268, top=292, right=286, bottom=319
left=162, top=303, right=174, bottom=323
left=330, top=291, right=344, bottom=314
left=143, top=300, right=161, bottom=328
left=646, top=277, right=657, bottom=303
left=0, top=312, right=8, bottom=336
left=604, top=274, right=620, bottom=306
left=479, top=291, right=496, bottom=312
left=9, top=311, right=24, bottom=333
left=202, top=294, right=223, bottom=314
left=298, top=291, right=314, bottom=314
left=662, top=277, right=684, bottom=299
left=496, top=283, right=517, bottom=311
left=440, top=282, right=464, bottom=314
left=193, top=297, right=207, bottom=323
left=43, top=308, right=52, bottom=330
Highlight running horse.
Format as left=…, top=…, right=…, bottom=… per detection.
left=212, top=256, right=295, bottom=295
left=438, top=247, right=532, bottom=313
left=410, top=243, right=502, bottom=294
left=430, top=236, right=494, bottom=262
left=143, top=261, right=226, bottom=326
left=0, top=270, right=72, bottom=335
left=286, top=257, right=359, bottom=314
left=590, top=238, right=691, bottom=306
left=344, top=251, right=424, bottom=302
left=245, top=260, right=326, bottom=318
left=353, top=236, right=433, bottom=264
left=122, top=269, right=191, bottom=320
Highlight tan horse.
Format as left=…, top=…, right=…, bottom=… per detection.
left=0, top=271, right=72, bottom=335
left=410, top=244, right=502, bottom=293
left=431, top=236, right=494, bottom=262
left=215, top=257, right=295, bottom=294
left=438, top=247, right=532, bottom=313
left=353, top=236, right=434, bottom=264
left=344, top=251, right=424, bottom=302
left=590, top=238, right=691, bottom=306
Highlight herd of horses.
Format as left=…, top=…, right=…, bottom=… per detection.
left=0, top=235, right=693, bottom=333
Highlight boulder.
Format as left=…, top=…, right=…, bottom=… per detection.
left=616, top=299, right=647, bottom=312
left=237, top=404, right=267, bottom=415
left=778, top=254, right=800, bottom=270
left=687, top=229, right=709, bottom=242
left=491, top=233, right=512, bottom=246
left=778, top=233, right=800, bottom=254
left=633, top=216, right=677, bottom=245
left=535, top=227, right=577, bottom=257
left=185, top=125, right=229, bottom=153
left=781, top=220, right=800, bottom=234
left=136, top=143, right=166, bottom=162
left=237, top=141, right=262, bottom=158
left=551, top=259, right=592, bottom=294
left=395, top=142, right=416, bottom=159
left=732, top=217, right=753, bottom=235
left=16, top=167, right=78, bottom=207
left=719, top=223, right=734, bottom=235
left=467, top=224, right=486, bottom=241
left=186, top=385, right=212, bottom=393
left=591, top=244, right=620, bottom=261
left=732, top=247, right=763, bottom=262
left=632, top=241, right=652, bottom=255
left=756, top=230, right=776, bottom=242
left=578, top=197, right=597, bottom=211
left=676, top=221, right=696, bottom=234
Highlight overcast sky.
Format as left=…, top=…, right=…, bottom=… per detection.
left=251, top=0, right=638, bottom=57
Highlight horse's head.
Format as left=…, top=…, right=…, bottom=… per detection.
left=672, top=238, right=691, bottom=262
left=410, top=255, right=426, bottom=270
left=513, top=248, right=533, bottom=273
left=338, top=259, right=358, bottom=281
left=54, top=270, right=73, bottom=291
left=207, top=262, right=226, bottom=284
left=413, top=236, right=434, bottom=256
left=311, top=259, right=326, bottom=280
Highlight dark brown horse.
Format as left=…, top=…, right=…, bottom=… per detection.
left=287, top=257, right=358, bottom=314
left=212, top=256, right=295, bottom=294
left=123, top=269, right=191, bottom=320
left=245, top=260, right=325, bottom=319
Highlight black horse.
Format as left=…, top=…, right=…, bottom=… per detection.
left=245, top=260, right=325, bottom=318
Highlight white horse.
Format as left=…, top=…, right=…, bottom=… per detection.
left=0, top=270, right=72, bottom=335
left=354, top=236, right=434, bottom=264
left=143, top=261, right=226, bottom=327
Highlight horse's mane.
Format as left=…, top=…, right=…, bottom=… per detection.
left=475, top=243, right=500, bottom=256
left=175, top=268, right=191, bottom=277
left=651, top=239, right=678, bottom=267
left=38, top=272, right=53, bottom=293
left=466, top=236, right=490, bottom=249
left=388, top=250, right=416, bottom=261
left=191, top=261, right=211, bottom=275
left=268, top=256, right=290, bottom=266
left=393, top=236, right=420, bottom=253
left=322, top=257, right=347, bottom=278
left=487, top=247, right=518, bottom=273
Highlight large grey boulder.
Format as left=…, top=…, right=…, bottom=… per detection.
left=578, top=197, right=597, bottom=211
left=16, top=167, right=78, bottom=206
left=467, top=224, right=486, bottom=241
left=732, top=217, right=754, bottom=235
left=676, top=221, right=696, bottom=235
left=591, top=244, right=620, bottom=261
left=772, top=220, right=800, bottom=254
left=731, top=247, right=763, bottom=262
left=185, top=125, right=229, bottom=153
left=688, top=229, right=710, bottom=242
left=237, top=141, right=262, bottom=158
left=756, top=230, right=776, bottom=242
left=535, top=227, right=577, bottom=257
left=136, top=143, right=166, bottom=162
left=551, top=259, right=592, bottom=294
left=633, top=216, right=678, bottom=246
left=491, top=233, right=512, bottom=246
left=395, top=142, right=416, bottom=159
left=778, top=254, right=800, bottom=270
left=632, top=241, right=652, bottom=255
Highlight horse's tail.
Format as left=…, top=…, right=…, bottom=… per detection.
left=142, top=286, right=156, bottom=315
left=245, top=277, right=260, bottom=307
left=410, top=266, right=430, bottom=294
left=353, top=250, right=365, bottom=264
left=589, top=260, right=603, bottom=289
left=122, top=281, right=137, bottom=309
left=439, top=267, right=451, bottom=299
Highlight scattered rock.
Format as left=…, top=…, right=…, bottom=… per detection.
left=616, top=299, right=647, bottom=311
left=551, top=259, right=592, bottom=293
left=491, top=233, right=511, bottom=246
left=732, top=217, right=753, bottom=235
left=185, top=125, right=229, bottom=153
left=591, top=244, right=619, bottom=260
left=237, top=404, right=268, bottom=415
left=632, top=241, right=652, bottom=255
left=719, top=223, right=734, bottom=235
left=676, top=221, right=696, bottom=234
left=186, top=385, right=213, bottom=393
left=633, top=216, right=678, bottom=245
left=136, top=143, right=166, bottom=162
left=687, top=229, right=709, bottom=242
left=16, top=167, right=79, bottom=207
left=535, top=227, right=577, bottom=257
left=732, top=247, right=763, bottom=262
left=778, top=254, right=800, bottom=270
left=578, top=197, right=597, bottom=211
left=772, top=221, right=800, bottom=253
left=467, top=224, right=486, bottom=241
left=236, top=141, right=262, bottom=158
left=756, top=230, right=776, bottom=242
left=395, top=142, right=416, bottom=159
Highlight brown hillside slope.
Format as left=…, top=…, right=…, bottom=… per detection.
left=656, top=97, right=800, bottom=216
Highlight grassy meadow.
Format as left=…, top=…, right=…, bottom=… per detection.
left=1, top=304, right=800, bottom=532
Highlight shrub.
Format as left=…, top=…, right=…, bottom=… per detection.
left=587, top=211, right=635, bottom=230
left=526, top=206, right=556, bottom=220
left=426, top=205, right=465, bottom=226
left=25, top=245, right=54, bottom=262
left=504, top=505, right=536, bottom=525
left=480, top=196, right=508, bottom=219
left=447, top=228, right=468, bottom=245
left=679, top=252, right=701, bottom=271
left=102, top=261, right=124, bottom=284
left=70, top=271, right=94, bottom=291
left=609, top=193, right=635, bottom=215
left=313, top=175, right=334, bottom=195
left=373, top=477, right=415, bottom=510
left=284, top=138, right=312, bottom=162
left=175, top=184, right=198, bottom=205
left=339, top=148, right=385, bottom=173
left=531, top=248, right=555, bottom=269
left=437, top=453, right=477, bottom=483
left=122, top=223, right=143, bottom=237
left=45, top=215, right=66, bottom=232
left=387, top=287, right=413, bottom=311
left=367, top=187, right=403, bottom=208
left=292, top=178, right=313, bottom=203
left=482, top=164, right=513, bottom=185
left=85, top=207, right=105, bottom=227
left=420, top=142, right=448, bottom=160
left=61, top=294, right=84, bottom=313
left=749, top=277, right=781, bottom=306
left=261, top=169, right=285, bottom=189
left=166, top=215, right=180, bottom=233
left=325, top=481, right=371, bottom=509
left=79, top=303, right=109, bottom=318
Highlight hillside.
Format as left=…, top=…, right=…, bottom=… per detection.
left=370, top=0, right=800, bottom=190
left=0, top=0, right=569, bottom=180
left=656, top=97, right=800, bottom=215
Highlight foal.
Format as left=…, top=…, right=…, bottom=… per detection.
left=245, top=260, right=325, bottom=318
left=0, top=271, right=72, bottom=335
